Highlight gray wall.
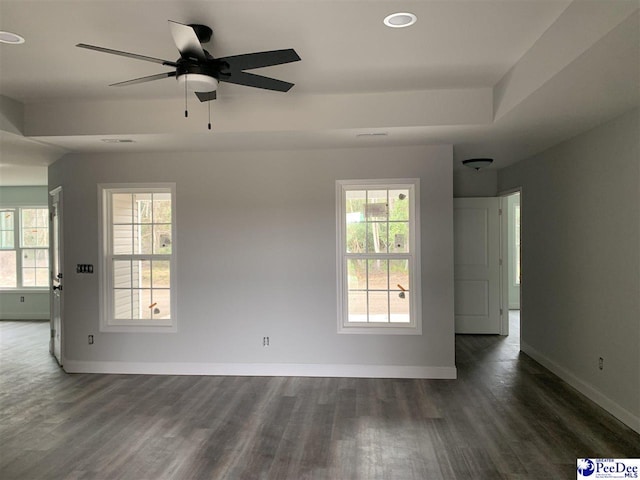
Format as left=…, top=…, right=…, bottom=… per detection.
left=0, top=186, right=50, bottom=320
left=498, top=108, right=640, bottom=430
left=453, top=169, right=497, bottom=197
left=49, top=144, right=456, bottom=377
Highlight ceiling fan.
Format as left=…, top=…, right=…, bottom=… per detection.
left=77, top=20, right=300, bottom=126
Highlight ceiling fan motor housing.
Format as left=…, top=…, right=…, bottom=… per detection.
left=176, top=59, right=225, bottom=91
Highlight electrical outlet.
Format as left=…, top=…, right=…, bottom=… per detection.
left=20, top=296, right=25, bottom=303
left=88, top=335, right=94, bottom=345
left=598, top=357, right=604, bottom=370
left=262, top=336, right=270, bottom=347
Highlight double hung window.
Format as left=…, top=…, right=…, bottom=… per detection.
left=0, top=207, right=49, bottom=288
left=336, top=179, right=421, bottom=334
left=99, top=184, right=176, bottom=332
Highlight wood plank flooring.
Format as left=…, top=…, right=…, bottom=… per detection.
left=1, top=317, right=638, bottom=480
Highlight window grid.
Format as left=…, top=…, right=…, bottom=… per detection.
left=0, top=207, right=49, bottom=289
left=101, top=185, right=176, bottom=332
left=338, top=180, right=420, bottom=334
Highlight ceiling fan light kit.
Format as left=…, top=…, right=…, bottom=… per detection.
left=462, top=158, right=494, bottom=170
left=177, top=73, right=218, bottom=92
left=77, top=20, right=300, bottom=129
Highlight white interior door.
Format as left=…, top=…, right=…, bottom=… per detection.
left=49, top=188, right=63, bottom=366
left=454, top=197, right=501, bottom=334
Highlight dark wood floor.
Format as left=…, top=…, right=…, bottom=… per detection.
left=1, top=315, right=638, bottom=480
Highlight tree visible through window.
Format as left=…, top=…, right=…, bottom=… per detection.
left=337, top=180, right=421, bottom=334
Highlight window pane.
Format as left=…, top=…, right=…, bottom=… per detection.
left=389, top=259, right=409, bottom=292
left=134, top=193, right=153, bottom=223
left=346, top=222, right=366, bottom=253
left=21, top=209, right=48, bottom=247
left=113, top=260, right=132, bottom=288
left=347, top=291, right=367, bottom=323
left=152, top=261, right=170, bottom=289
left=153, top=224, right=172, bottom=254
left=347, top=259, right=366, bottom=290
left=365, top=190, right=388, bottom=220
left=131, top=289, right=141, bottom=319
left=0, top=210, right=15, bottom=249
left=22, top=229, right=37, bottom=247
left=112, top=194, right=133, bottom=223
left=35, top=268, right=49, bottom=287
left=139, top=289, right=153, bottom=319
left=0, top=251, right=17, bottom=287
left=114, top=289, right=132, bottom=319
left=152, top=289, right=170, bottom=319
left=36, top=249, right=48, bottom=268
left=140, top=260, right=151, bottom=288
left=131, top=260, right=143, bottom=288
left=23, top=268, right=35, bottom=287
left=23, top=250, right=35, bottom=268
left=367, top=291, right=389, bottom=322
left=390, top=291, right=410, bottom=323
left=37, top=229, right=48, bottom=247
left=1, top=231, right=14, bottom=249
left=37, top=208, right=48, bottom=228
left=367, top=222, right=388, bottom=253
left=113, top=224, right=133, bottom=254
left=389, top=190, right=409, bottom=221
left=153, top=194, right=172, bottom=223
left=389, top=222, right=409, bottom=253
left=367, top=259, right=388, bottom=290
left=0, top=210, right=15, bottom=230
left=134, top=225, right=153, bottom=254
left=21, top=209, right=37, bottom=228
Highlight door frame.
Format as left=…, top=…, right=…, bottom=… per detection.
left=499, top=187, right=522, bottom=337
left=49, top=186, right=64, bottom=366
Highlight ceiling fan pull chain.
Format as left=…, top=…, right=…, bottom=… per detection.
left=184, top=76, right=188, bottom=118
left=208, top=101, right=212, bottom=130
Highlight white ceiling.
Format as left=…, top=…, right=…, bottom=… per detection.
left=0, top=0, right=638, bottom=185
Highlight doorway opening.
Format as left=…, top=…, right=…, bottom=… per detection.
left=501, top=190, right=521, bottom=349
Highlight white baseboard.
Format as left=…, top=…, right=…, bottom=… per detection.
left=521, top=341, right=640, bottom=434
left=63, top=360, right=457, bottom=379
left=0, top=313, right=49, bottom=320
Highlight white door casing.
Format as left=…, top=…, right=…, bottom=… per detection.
left=49, top=187, right=63, bottom=366
left=454, top=198, right=501, bottom=334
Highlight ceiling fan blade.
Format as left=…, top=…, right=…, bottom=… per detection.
left=76, top=43, right=177, bottom=66
left=219, top=49, right=301, bottom=72
left=168, top=20, right=206, bottom=60
left=221, top=71, right=294, bottom=92
left=194, top=91, right=217, bottom=102
left=110, top=71, right=176, bottom=87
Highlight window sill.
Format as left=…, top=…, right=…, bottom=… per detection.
left=338, top=324, right=422, bottom=335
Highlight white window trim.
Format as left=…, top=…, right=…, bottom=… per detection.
left=0, top=205, right=50, bottom=290
left=336, top=179, right=422, bottom=335
left=98, top=183, right=177, bottom=333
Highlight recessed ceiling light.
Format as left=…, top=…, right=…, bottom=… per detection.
left=0, top=31, right=25, bottom=44
left=383, top=12, right=417, bottom=28
left=101, top=139, right=135, bottom=143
